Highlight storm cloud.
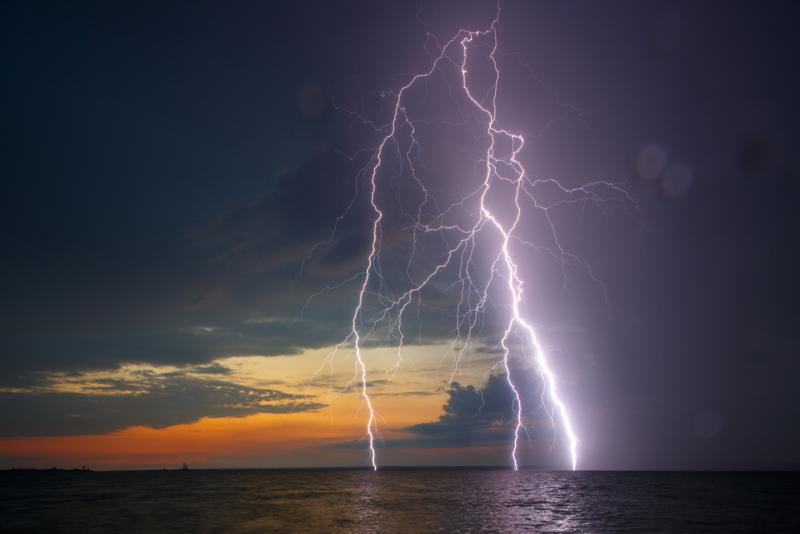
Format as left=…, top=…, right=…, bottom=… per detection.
left=0, top=368, right=324, bottom=437
left=404, top=366, right=554, bottom=448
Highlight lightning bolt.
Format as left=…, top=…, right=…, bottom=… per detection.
left=302, top=5, right=636, bottom=472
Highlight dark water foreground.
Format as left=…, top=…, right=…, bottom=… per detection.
left=1, top=469, right=798, bottom=533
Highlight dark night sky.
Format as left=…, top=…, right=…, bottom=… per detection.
left=1, top=0, right=799, bottom=469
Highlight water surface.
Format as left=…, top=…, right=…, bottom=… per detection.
left=1, top=470, right=797, bottom=532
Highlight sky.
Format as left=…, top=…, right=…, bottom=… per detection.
left=1, top=0, right=799, bottom=470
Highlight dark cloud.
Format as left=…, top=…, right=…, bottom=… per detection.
left=403, top=367, right=551, bottom=447
left=200, top=150, right=371, bottom=275
left=0, top=2, right=377, bottom=381
left=330, top=366, right=558, bottom=456
left=406, top=377, right=513, bottom=442
left=338, top=379, right=392, bottom=393
left=372, top=390, right=439, bottom=397
left=0, top=371, right=324, bottom=438
left=189, top=362, right=232, bottom=375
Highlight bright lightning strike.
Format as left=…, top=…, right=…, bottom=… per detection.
left=303, top=6, right=637, bottom=472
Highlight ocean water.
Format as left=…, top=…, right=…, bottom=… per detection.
left=1, top=470, right=798, bottom=533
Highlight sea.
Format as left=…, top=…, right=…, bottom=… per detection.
left=1, top=469, right=798, bottom=533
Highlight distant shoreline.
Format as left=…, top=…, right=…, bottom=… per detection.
left=4, top=466, right=799, bottom=473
